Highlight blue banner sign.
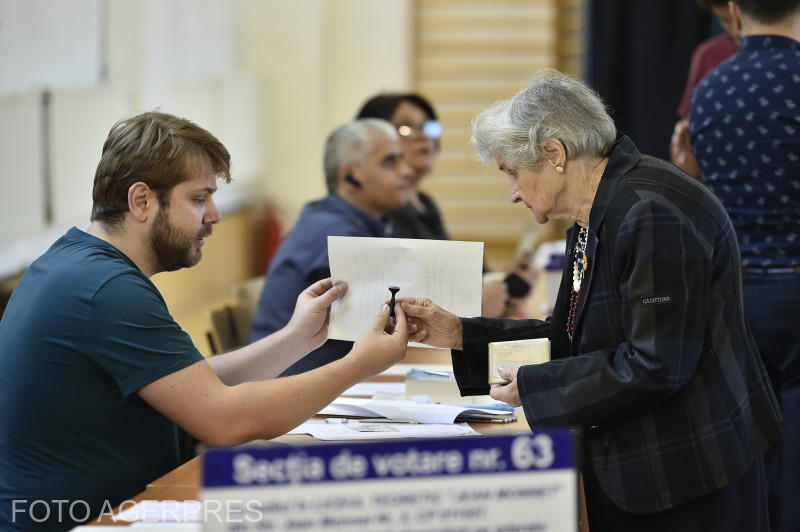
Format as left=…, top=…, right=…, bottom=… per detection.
left=201, top=430, right=577, bottom=532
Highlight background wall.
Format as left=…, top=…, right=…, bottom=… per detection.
left=0, top=0, right=722, bottom=353
left=0, top=0, right=412, bottom=352
left=240, top=0, right=412, bottom=220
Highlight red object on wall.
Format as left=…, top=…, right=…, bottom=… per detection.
left=254, top=201, right=285, bottom=276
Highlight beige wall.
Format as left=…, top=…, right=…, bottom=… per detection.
left=1, top=1, right=414, bottom=346
left=240, top=0, right=412, bottom=223
left=160, top=0, right=414, bottom=348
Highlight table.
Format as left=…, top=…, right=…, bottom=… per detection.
left=88, top=348, right=590, bottom=530
left=90, top=419, right=532, bottom=527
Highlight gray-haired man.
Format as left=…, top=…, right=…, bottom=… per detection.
left=251, top=119, right=414, bottom=373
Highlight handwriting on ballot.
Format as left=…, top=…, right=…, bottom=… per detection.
left=202, top=431, right=577, bottom=532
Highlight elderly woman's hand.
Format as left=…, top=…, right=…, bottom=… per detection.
left=490, top=366, right=521, bottom=407
left=398, top=297, right=463, bottom=349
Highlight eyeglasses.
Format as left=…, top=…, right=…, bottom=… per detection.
left=396, top=120, right=442, bottom=140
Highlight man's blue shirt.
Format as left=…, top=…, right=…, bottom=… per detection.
left=250, top=195, right=392, bottom=374
left=690, top=35, right=800, bottom=267
left=0, top=228, right=203, bottom=530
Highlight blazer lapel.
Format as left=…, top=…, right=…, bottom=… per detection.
left=567, top=135, right=640, bottom=354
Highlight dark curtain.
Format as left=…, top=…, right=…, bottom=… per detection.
left=586, top=0, right=711, bottom=159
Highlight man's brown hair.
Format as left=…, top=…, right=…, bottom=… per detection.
left=91, top=111, right=231, bottom=227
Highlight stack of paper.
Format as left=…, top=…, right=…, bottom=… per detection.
left=405, top=368, right=496, bottom=405
left=318, top=398, right=515, bottom=424
left=288, top=421, right=479, bottom=441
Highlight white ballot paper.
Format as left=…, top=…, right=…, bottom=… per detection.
left=327, top=236, right=483, bottom=346
left=288, top=421, right=479, bottom=440
left=113, top=500, right=202, bottom=522
left=318, top=398, right=514, bottom=424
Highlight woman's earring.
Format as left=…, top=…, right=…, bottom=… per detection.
left=555, top=164, right=565, bottom=174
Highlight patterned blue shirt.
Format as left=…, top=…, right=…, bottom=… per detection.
left=690, top=35, right=800, bottom=267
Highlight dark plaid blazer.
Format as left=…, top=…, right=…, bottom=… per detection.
left=452, top=136, right=782, bottom=514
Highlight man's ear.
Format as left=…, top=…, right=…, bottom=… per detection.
left=729, top=1, right=743, bottom=36
left=128, top=182, right=154, bottom=222
left=541, top=138, right=567, bottom=168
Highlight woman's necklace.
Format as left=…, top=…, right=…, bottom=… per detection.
left=566, top=226, right=589, bottom=341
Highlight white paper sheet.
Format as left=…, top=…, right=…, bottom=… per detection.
left=378, top=363, right=453, bottom=377
left=130, top=524, right=202, bottom=530
left=318, top=398, right=514, bottom=424
left=327, top=236, right=483, bottom=345
left=288, top=420, right=479, bottom=440
left=113, top=500, right=201, bottom=523
left=72, top=527, right=200, bottom=531
left=341, top=381, right=406, bottom=397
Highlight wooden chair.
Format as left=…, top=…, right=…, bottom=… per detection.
left=185, top=277, right=266, bottom=459
left=206, top=276, right=265, bottom=355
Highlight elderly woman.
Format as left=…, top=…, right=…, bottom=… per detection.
left=400, top=70, right=780, bottom=531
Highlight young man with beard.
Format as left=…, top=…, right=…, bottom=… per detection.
left=0, top=112, right=409, bottom=531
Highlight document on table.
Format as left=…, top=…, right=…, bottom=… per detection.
left=318, top=398, right=514, bottom=424
left=288, top=420, right=479, bottom=440
left=72, top=526, right=200, bottom=531
left=327, top=236, right=483, bottom=345
left=113, top=500, right=202, bottom=522
left=341, top=381, right=406, bottom=397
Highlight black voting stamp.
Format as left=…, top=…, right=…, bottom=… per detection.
left=388, top=286, right=400, bottom=319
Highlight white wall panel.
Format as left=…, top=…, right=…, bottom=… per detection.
left=49, top=88, right=133, bottom=226
left=0, top=0, right=103, bottom=93
left=0, top=93, right=45, bottom=241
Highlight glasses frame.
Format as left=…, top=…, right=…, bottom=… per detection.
left=395, top=119, right=442, bottom=140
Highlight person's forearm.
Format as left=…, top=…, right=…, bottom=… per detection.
left=222, top=355, right=366, bottom=443
left=207, top=326, right=310, bottom=385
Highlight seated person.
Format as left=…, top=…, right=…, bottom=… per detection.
left=356, top=93, right=535, bottom=317
left=357, top=93, right=447, bottom=240
left=0, top=112, right=408, bottom=531
left=250, top=118, right=413, bottom=375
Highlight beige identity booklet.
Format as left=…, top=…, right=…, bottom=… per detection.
left=488, top=338, right=550, bottom=384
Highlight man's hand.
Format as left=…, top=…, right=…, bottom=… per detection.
left=670, top=119, right=702, bottom=180
left=399, top=297, right=463, bottom=349
left=490, top=366, right=521, bottom=407
left=347, top=303, right=409, bottom=377
left=285, top=278, right=347, bottom=353
left=481, top=279, right=509, bottom=318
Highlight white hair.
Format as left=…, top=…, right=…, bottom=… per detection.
left=471, top=69, right=616, bottom=168
left=324, top=119, right=398, bottom=193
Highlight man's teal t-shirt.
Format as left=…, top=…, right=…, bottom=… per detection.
left=0, top=228, right=204, bottom=530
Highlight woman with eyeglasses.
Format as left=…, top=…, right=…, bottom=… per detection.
left=356, top=93, right=447, bottom=241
